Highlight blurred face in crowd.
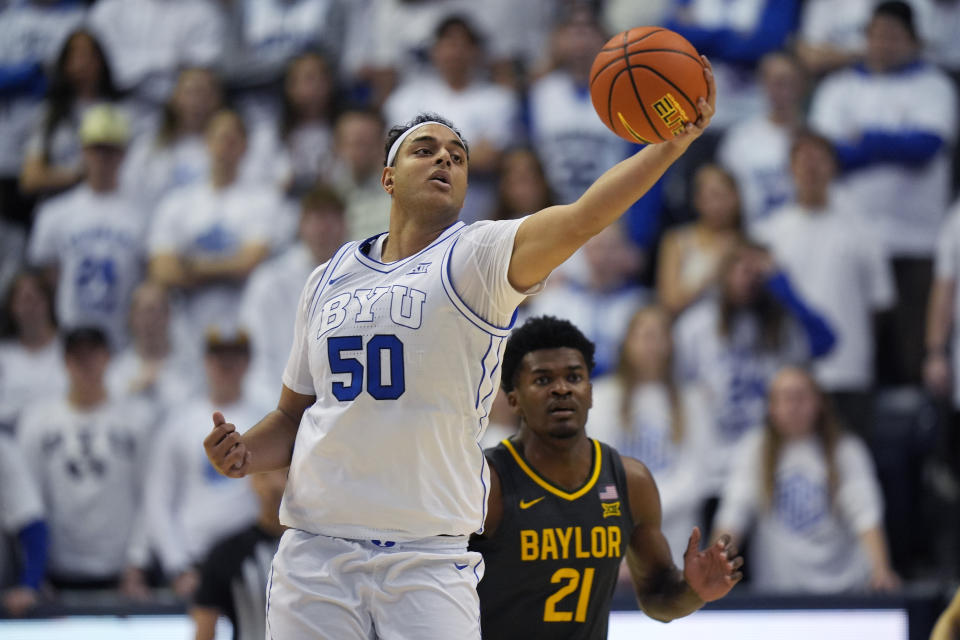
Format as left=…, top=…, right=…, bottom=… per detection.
left=286, top=54, right=334, bottom=118
left=63, top=32, right=102, bottom=92
left=722, top=247, right=764, bottom=307
left=172, top=69, right=222, bottom=134
left=65, top=341, right=110, bottom=388
left=9, top=274, right=54, bottom=335
left=866, top=14, right=918, bottom=71
left=768, top=367, right=821, bottom=440
left=431, top=21, right=480, bottom=86
left=129, top=282, right=170, bottom=344
left=83, top=144, right=124, bottom=192
left=300, top=204, right=346, bottom=263
left=790, top=136, right=836, bottom=207
left=582, top=224, right=643, bottom=290
left=554, top=9, right=606, bottom=80
left=693, top=166, right=741, bottom=231
left=204, top=345, right=250, bottom=403
left=206, top=111, right=247, bottom=171
left=622, top=308, right=672, bottom=379
left=335, top=112, right=384, bottom=176
left=498, top=148, right=550, bottom=217
left=761, top=53, right=805, bottom=116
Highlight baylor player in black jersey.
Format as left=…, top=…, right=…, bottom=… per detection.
left=470, top=316, right=743, bottom=639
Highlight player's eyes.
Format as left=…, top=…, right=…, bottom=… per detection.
left=534, top=376, right=550, bottom=385
left=568, top=374, right=582, bottom=382
left=414, top=148, right=431, bottom=155
left=451, top=153, right=463, bottom=163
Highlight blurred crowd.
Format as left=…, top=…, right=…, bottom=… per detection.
left=2, top=0, right=960, bottom=623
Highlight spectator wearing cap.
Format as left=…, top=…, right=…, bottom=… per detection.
left=808, top=0, right=958, bottom=385
left=144, top=326, right=263, bottom=599
left=240, top=185, right=347, bottom=406
left=148, top=109, right=284, bottom=358
left=16, top=326, right=152, bottom=598
left=27, top=104, right=148, bottom=350
left=383, top=14, right=520, bottom=223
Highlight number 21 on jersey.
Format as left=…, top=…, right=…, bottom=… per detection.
left=544, top=567, right=595, bottom=623
left=327, top=334, right=405, bottom=400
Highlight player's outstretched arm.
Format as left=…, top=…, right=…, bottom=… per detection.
left=622, top=456, right=741, bottom=622
left=203, top=384, right=315, bottom=477
left=507, top=58, right=715, bottom=291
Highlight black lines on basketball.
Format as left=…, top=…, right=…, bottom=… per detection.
left=620, top=65, right=667, bottom=143
left=598, top=28, right=664, bottom=52
left=589, top=47, right=702, bottom=88
left=626, top=60, right=698, bottom=118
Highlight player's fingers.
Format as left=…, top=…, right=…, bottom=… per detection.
left=686, top=526, right=701, bottom=553
left=222, top=442, right=247, bottom=471
left=212, top=411, right=226, bottom=427
left=724, top=543, right=739, bottom=560
left=727, top=571, right=744, bottom=584
left=730, top=556, right=744, bottom=571
left=701, top=55, right=716, bottom=104
left=203, top=417, right=236, bottom=449
left=212, top=431, right=242, bottom=458
left=225, top=450, right=253, bottom=478
left=715, top=533, right=731, bottom=550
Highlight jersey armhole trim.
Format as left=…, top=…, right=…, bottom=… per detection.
left=440, top=237, right=516, bottom=337
left=354, top=221, right=465, bottom=272
left=501, top=438, right=602, bottom=501
left=307, top=241, right=357, bottom=324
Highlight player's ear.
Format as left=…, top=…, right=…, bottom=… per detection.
left=506, top=389, right=521, bottom=415
left=381, top=166, right=395, bottom=195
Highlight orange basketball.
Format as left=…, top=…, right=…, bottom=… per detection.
left=590, top=26, right=707, bottom=145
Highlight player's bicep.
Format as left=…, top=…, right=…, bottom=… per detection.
left=509, top=205, right=595, bottom=292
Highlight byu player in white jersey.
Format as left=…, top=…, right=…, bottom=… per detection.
left=204, top=60, right=716, bottom=639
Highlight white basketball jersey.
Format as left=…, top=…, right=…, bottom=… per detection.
left=281, top=220, right=527, bottom=540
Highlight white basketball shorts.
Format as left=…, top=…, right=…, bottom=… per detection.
left=265, top=528, right=484, bottom=639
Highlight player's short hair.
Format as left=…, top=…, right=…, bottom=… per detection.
left=872, top=1, right=918, bottom=40
left=501, top=316, right=596, bottom=392
left=383, top=113, right=470, bottom=167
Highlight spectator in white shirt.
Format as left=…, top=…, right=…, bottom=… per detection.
left=240, top=185, right=347, bottom=405
left=657, top=164, right=744, bottom=316
left=28, top=104, right=148, bottom=349
left=17, top=327, right=151, bottom=597
left=714, top=366, right=899, bottom=593
left=808, top=0, right=958, bottom=386
left=717, top=52, right=807, bottom=233
left=87, top=0, right=224, bottom=111
left=148, top=109, right=282, bottom=355
left=19, top=29, right=120, bottom=199
left=120, top=67, right=224, bottom=212
left=106, top=281, right=197, bottom=417
left=0, top=270, right=66, bottom=431
left=588, top=306, right=712, bottom=567
left=145, top=327, right=262, bottom=599
left=383, top=14, right=520, bottom=223
left=757, top=131, right=895, bottom=438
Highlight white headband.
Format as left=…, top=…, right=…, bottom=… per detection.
left=386, top=120, right=465, bottom=167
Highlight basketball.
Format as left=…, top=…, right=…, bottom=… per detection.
left=589, top=26, right=708, bottom=145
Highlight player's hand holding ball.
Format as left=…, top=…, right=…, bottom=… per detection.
left=203, top=411, right=252, bottom=478
left=589, top=27, right=715, bottom=148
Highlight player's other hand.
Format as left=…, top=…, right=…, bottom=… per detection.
left=2, top=586, right=39, bottom=617
left=203, top=411, right=251, bottom=478
left=682, top=527, right=743, bottom=602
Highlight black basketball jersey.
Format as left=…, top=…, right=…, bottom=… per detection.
left=471, top=438, right=634, bottom=640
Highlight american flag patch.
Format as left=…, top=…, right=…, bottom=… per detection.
left=598, top=484, right=618, bottom=500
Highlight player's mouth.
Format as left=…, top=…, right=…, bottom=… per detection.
left=547, top=404, right=577, bottom=418
left=428, top=170, right=451, bottom=190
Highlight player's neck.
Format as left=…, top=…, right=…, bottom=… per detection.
left=381, top=213, right=456, bottom=262
left=517, top=430, right=593, bottom=492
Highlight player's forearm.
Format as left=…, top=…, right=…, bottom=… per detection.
left=635, top=567, right=704, bottom=622
left=241, top=408, right=301, bottom=473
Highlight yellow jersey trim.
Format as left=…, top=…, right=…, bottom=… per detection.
left=502, top=438, right=602, bottom=501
